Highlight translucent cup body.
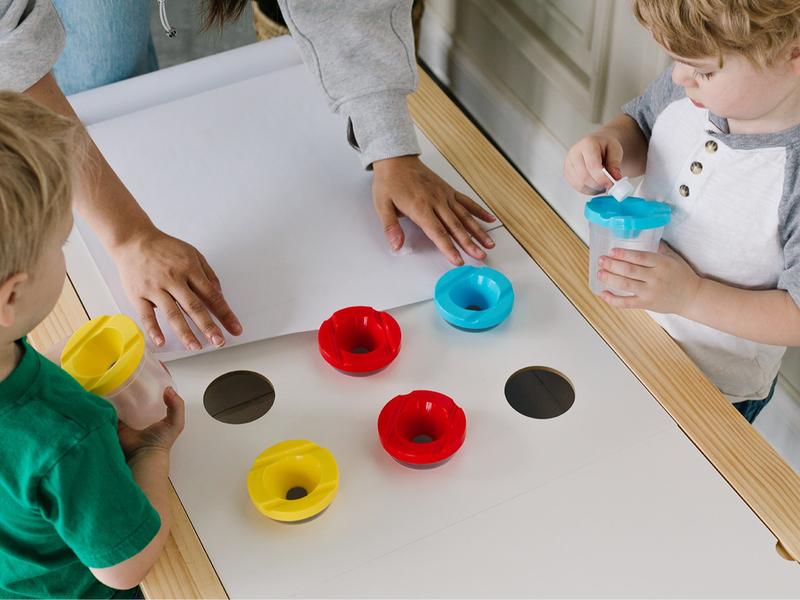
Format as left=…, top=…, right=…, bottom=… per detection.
left=105, top=348, right=171, bottom=429
left=588, top=223, right=665, bottom=296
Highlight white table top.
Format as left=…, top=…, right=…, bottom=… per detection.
left=66, top=38, right=799, bottom=596
left=68, top=61, right=501, bottom=360
left=301, top=426, right=792, bottom=598
left=164, top=227, right=798, bottom=597
left=69, top=37, right=303, bottom=126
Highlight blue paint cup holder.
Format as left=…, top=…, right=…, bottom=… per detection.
left=434, top=266, right=514, bottom=331
left=584, top=196, right=671, bottom=295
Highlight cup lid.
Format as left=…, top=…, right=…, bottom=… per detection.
left=60, top=314, right=145, bottom=396
left=584, top=195, right=671, bottom=233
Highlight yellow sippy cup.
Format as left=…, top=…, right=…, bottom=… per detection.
left=60, top=314, right=171, bottom=429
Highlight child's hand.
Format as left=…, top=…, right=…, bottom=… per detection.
left=597, top=242, right=702, bottom=314
left=564, top=131, right=624, bottom=195
left=118, top=387, right=185, bottom=460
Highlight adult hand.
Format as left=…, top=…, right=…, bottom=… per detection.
left=110, top=226, right=242, bottom=350
left=23, top=74, right=242, bottom=352
left=372, top=155, right=497, bottom=265
left=597, top=241, right=702, bottom=314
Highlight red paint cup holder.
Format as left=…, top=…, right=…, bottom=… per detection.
left=317, top=306, right=401, bottom=375
left=378, top=390, right=466, bottom=467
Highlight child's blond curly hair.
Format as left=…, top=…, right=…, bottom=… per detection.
left=0, top=92, right=87, bottom=282
left=631, top=0, right=800, bottom=67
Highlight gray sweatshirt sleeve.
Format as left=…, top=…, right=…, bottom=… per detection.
left=778, top=144, right=800, bottom=307
left=276, top=0, right=420, bottom=169
left=0, top=0, right=64, bottom=91
left=622, top=65, right=684, bottom=141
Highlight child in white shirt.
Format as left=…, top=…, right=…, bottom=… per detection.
left=564, top=0, right=800, bottom=422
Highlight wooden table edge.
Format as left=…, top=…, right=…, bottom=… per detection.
left=28, top=64, right=799, bottom=599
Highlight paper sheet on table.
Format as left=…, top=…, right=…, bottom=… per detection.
left=67, top=64, right=502, bottom=361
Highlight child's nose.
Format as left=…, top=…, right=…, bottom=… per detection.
left=671, top=62, right=697, bottom=88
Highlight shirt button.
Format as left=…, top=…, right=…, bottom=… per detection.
left=705, top=140, right=718, bottom=153
left=690, top=161, right=703, bottom=174
left=679, top=184, right=690, bottom=197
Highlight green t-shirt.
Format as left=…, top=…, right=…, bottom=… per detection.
left=0, top=338, right=161, bottom=599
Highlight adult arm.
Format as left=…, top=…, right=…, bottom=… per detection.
left=277, top=0, right=496, bottom=264
left=24, top=73, right=242, bottom=350
left=2, top=0, right=241, bottom=350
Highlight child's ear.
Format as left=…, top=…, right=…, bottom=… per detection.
left=0, top=273, right=29, bottom=328
left=790, top=46, right=800, bottom=75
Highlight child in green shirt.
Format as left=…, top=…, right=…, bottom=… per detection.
left=0, top=92, right=185, bottom=598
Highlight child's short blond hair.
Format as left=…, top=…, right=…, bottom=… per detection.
left=631, top=0, right=800, bottom=67
left=0, top=92, right=85, bottom=282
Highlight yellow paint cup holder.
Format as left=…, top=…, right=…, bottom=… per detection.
left=247, top=440, right=339, bottom=522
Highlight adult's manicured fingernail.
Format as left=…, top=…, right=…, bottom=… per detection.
left=212, top=334, right=224, bottom=347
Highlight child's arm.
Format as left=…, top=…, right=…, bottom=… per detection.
left=89, top=388, right=185, bottom=590
left=564, top=114, right=649, bottom=194
left=598, top=243, right=800, bottom=346
left=682, top=280, right=800, bottom=347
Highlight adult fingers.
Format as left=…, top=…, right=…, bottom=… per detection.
left=373, top=194, right=406, bottom=252
left=135, top=297, right=165, bottom=347
left=435, top=201, right=485, bottom=260
left=409, top=203, right=463, bottom=265
left=452, top=194, right=495, bottom=249
left=171, top=284, right=225, bottom=348
left=456, top=192, right=496, bottom=224
left=153, top=291, right=202, bottom=351
left=192, top=257, right=242, bottom=336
